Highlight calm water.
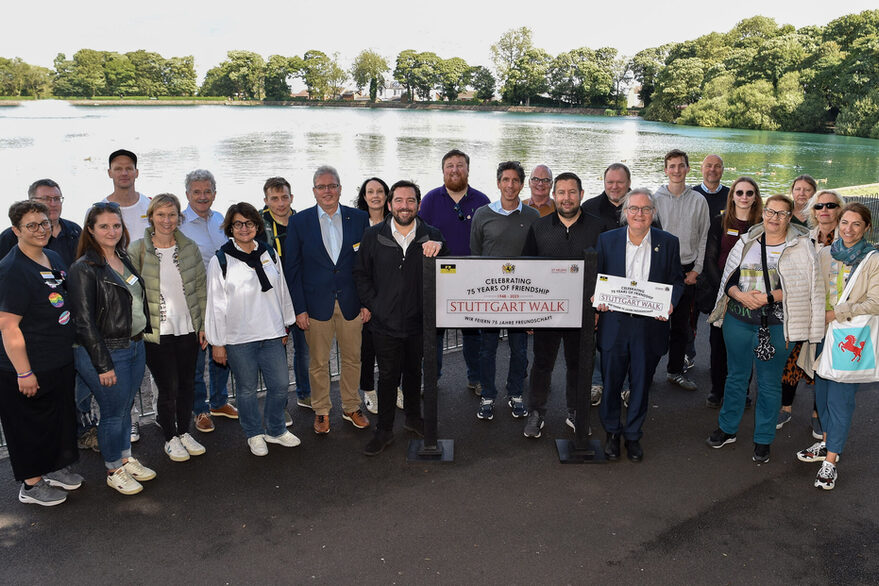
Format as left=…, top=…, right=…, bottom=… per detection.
left=1, top=101, right=878, bottom=226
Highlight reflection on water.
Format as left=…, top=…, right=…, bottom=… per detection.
left=0, top=101, right=877, bottom=226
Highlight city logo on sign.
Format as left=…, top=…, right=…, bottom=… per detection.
left=569, top=265, right=579, bottom=273
left=502, top=263, right=515, bottom=274
left=440, top=264, right=456, bottom=274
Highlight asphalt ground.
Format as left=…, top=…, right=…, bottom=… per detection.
left=1, top=323, right=877, bottom=585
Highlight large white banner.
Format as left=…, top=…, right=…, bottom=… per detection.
left=435, top=258, right=585, bottom=328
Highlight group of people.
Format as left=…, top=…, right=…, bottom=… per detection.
left=0, top=146, right=875, bottom=507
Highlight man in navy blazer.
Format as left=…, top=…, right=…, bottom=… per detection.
left=284, top=165, right=371, bottom=435
left=596, top=188, right=684, bottom=462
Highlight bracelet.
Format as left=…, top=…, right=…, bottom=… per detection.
left=17, top=370, right=33, bottom=379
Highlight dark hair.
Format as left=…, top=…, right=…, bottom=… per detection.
left=355, top=177, right=390, bottom=216
left=764, top=194, right=794, bottom=212
left=263, top=177, right=291, bottom=196
left=108, top=149, right=137, bottom=168
left=840, top=202, right=873, bottom=230
left=9, top=200, right=49, bottom=228
left=604, top=163, right=631, bottom=181
left=441, top=149, right=470, bottom=168
left=723, top=177, right=763, bottom=232
left=553, top=172, right=582, bottom=193
left=664, top=149, right=689, bottom=168
left=76, top=202, right=130, bottom=259
left=790, top=174, right=817, bottom=195
left=27, top=179, right=61, bottom=199
left=496, top=161, right=525, bottom=183
left=222, top=202, right=266, bottom=240
left=388, top=180, right=422, bottom=204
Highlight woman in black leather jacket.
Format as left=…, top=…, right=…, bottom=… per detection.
left=68, top=202, right=156, bottom=496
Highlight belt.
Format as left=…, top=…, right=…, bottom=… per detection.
left=105, top=332, right=144, bottom=349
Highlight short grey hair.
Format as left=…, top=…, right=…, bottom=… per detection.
left=313, top=165, right=340, bottom=186
left=620, top=188, right=654, bottom=225
left=185, top=169, right=216, bottom=193
left=28, top=178, right=62, bottom=199
left=531, top=164, right=552, bottom=180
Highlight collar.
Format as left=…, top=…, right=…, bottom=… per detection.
left=183, top=206, right=218, bottom=224
left=626, top=227, right=652, bottom=247
left=488, top=199, right=522, bottom=215
left=317, top=205, right=340, bottom=220
left=700, top=182, right=723, bottom=194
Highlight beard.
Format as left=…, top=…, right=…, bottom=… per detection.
left=392, top=210, right=416, bottom=226
left=444, top=173, right=468, bottom=193
left=557, top=205, right=580, bottom=219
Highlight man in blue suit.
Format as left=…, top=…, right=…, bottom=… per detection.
left=596, top=188, right=684, bottom=462
left=284, top=165, right=371, bottom=435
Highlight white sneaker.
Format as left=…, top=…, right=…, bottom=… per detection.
left=591, top=385, right=603, bottom=406
left=247, top=435, right=268, bottom=456
left=265, top=430, right=301, bottom=448
left=107, top=467, right=143, bottom=495
left=396, top=387, right=404, bottom=410
left=164, top=436, right=190, bottom=462
left=364, top=390, right=378, bottom=414
left=123, top=457, right=156, bottom=481
left=284, top=410, right=293, bottom=427
left=179, top=433, right=206, bottom=456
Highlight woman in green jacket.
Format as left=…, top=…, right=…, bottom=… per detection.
left=129, top=194, right=207, bottom=462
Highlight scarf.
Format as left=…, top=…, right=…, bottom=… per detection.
left=830, top=237, right=874, bottom=270
left=221, top=239, right=273, bottom=292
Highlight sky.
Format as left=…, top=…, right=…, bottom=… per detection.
left=2, top=1, right=877, bottom=80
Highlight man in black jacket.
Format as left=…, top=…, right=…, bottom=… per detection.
left=354, top=180, right=447, bottom=456
left=521, top=172, right=605, bottom=438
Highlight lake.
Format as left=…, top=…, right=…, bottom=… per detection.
left=1, top=101, right=878, bottom=226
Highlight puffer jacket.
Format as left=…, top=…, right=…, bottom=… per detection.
left=68, top=248, right=151, bottom=374
left=128, top=228, right=207, bottom=344
left=708, top=222, right=824, bottom=343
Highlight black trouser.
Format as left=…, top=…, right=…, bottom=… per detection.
left=667, top=262, right=695, bottom=374
left=145, top=333, right=199, bottom=441
left=527, top=329, right=580, bottom=416
left=373, top=332, right=423, bottom=432
left=709, top=324, right=727, bottom=398
left=360, top=322, right=376, bottom=392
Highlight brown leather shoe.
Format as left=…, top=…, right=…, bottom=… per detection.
left=210, top=403, right=239, bottom=419
left=343, top=409, right=370, bottom=429
left=195, top=412, right=215, bottom=433
left=313, top=414, right=330, bottom=434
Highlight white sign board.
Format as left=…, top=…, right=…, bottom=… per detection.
left=592, top=273, right=673, bottom=318
left=435, top=258, right=584, bottom=328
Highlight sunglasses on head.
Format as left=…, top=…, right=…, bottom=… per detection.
left=91, top=201, right=121, bottom=210
left=813, top=202, right=839, bottom=210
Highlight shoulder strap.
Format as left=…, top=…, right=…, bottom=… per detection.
left=838, top=250, right=877, bottom=304
left=215, top=248, right=227, bottom=278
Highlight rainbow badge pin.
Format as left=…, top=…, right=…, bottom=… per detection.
left=48, top=292, right=64, bottom=308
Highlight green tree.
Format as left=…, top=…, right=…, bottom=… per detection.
left=68, top=49, right=106, bottom=98
left=503, top=48, right=551, bottom=105
left=393, top=49, right=418, bottom=101
left=727, top=80, right=779, bottom=130
left=435, top=57, right=469, bottom=101
left=350, top=49, right=389, bottom=102
left=822, top=9, right=879, bottom=51
left=264, top=55, right=302, bottom=101
left=102, top=52, right=136, bottom=96
left=411, top=52, right=440, bottom=100
left=630, top=44, right=671, bottom=107
left=164, top=56, right=197, bottom=96
left=326, top=53, right=348, bottom=99
left=303, top=50, right=335, bottom=100
left=490, top=27, right=533, bottom=94
left=468, top=66, right=495, bottom=101
left=199, top=62, right=234, bottom=97
left=226, top=50, right=265, bottom=100
left=647, top=56, right=705, bottom=120
left=836, top=87, right=879, bottom=138
left=52, top=53, right=76, bottom=96
left=126, top=50, right=165, bottom=97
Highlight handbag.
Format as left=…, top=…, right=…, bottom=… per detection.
left=753, top=234, right=776, bottom=361
left=816, top=251, right=879, bottom=383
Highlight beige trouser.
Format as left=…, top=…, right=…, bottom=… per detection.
left=304, top=301, right=363, bottom=416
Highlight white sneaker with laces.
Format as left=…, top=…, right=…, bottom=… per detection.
left=364, top=390, right=378, bottom=414
left=815, top=460, right=837, bottom=490
left=107, top=467, right=143, bottom=495
left=265, top=430, right=301, bottom=448
left=179, top=433, right=206, bottom=456
left=123, top=457, right=156, bottom=481
left=164, top=436, right=190, bottom=462
left=248, top=435, right=268, bottom=456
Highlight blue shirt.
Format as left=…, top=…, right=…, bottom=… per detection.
left=488, top=199, right=523, bottom=216
left=317, top=205, right=343, bottom=264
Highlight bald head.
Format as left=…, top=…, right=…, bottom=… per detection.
left=528, top=164, right=553, bottom=204
left=701, top=155, right=724, bottom=191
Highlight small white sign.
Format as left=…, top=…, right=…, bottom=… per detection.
left=592, top=273, right=672, bottom=318
left=436, top=258, right=584, bottom=328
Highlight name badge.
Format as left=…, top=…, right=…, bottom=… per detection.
left=125, top=274, right=139, bottom=286
left=353, top=242, right=360, bottom=252
left=726, top=229, right=739, bottom=236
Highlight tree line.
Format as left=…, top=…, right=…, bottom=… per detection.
left=1, top=9, right=877, bottom=138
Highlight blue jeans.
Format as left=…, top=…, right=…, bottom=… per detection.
left=193, top=344, right=230, bottom=414
left=75, top=341, right=145, bottom=470
left=436, top=329, right=480, bottom=383
left=813, top=341, right=859, bottom=455
left=479, top=329, right=527, bottom=400
left=75, top=371, right=98, bottom=435
left=290, top=325, right=311, bottom=398
left=718, top=315, right=792, bottom=445
left=226, top=337, right=289, bottom=439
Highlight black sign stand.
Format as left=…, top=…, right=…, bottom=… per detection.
left=555, top=249, right=606, bottom=463
left=407, top=255, right=454, bottom=462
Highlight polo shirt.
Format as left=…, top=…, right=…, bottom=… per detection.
left=418, top=185, right=489, bottom=256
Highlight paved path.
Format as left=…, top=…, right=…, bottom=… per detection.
left=1, top=325, right=877, bottom=584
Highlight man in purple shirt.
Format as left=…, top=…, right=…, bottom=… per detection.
left=419, top=149, right=490, bottom=394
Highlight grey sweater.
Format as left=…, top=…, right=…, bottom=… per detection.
left=652, top=185, right=710, bottom=273
left=470, top=204, right=540, bottom=257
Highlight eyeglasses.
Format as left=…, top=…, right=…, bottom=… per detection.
left=734, top=189, right=756, bottom=197
left=813, top=202, right=840, bottom=210
left=91, top=201, right=120, bottom=210
left=231, top=220, right=256, bottom=230
left=530, top=177, right=552, bottom=185
left=763, top=208, right=792, bottom=219
left=33, top=196, right=64, bottom=204
left=23, top=220, right=52, bottom=233
left=314, top=183, right=340, bottom=192
left=626, top=206, right=654, bottom=215
left=453, top=202, right=467, bottom=221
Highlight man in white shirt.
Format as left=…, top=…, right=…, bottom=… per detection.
left=105, top=149, right=150, bottom=239
left=178, top=169, right=238, bottom=433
